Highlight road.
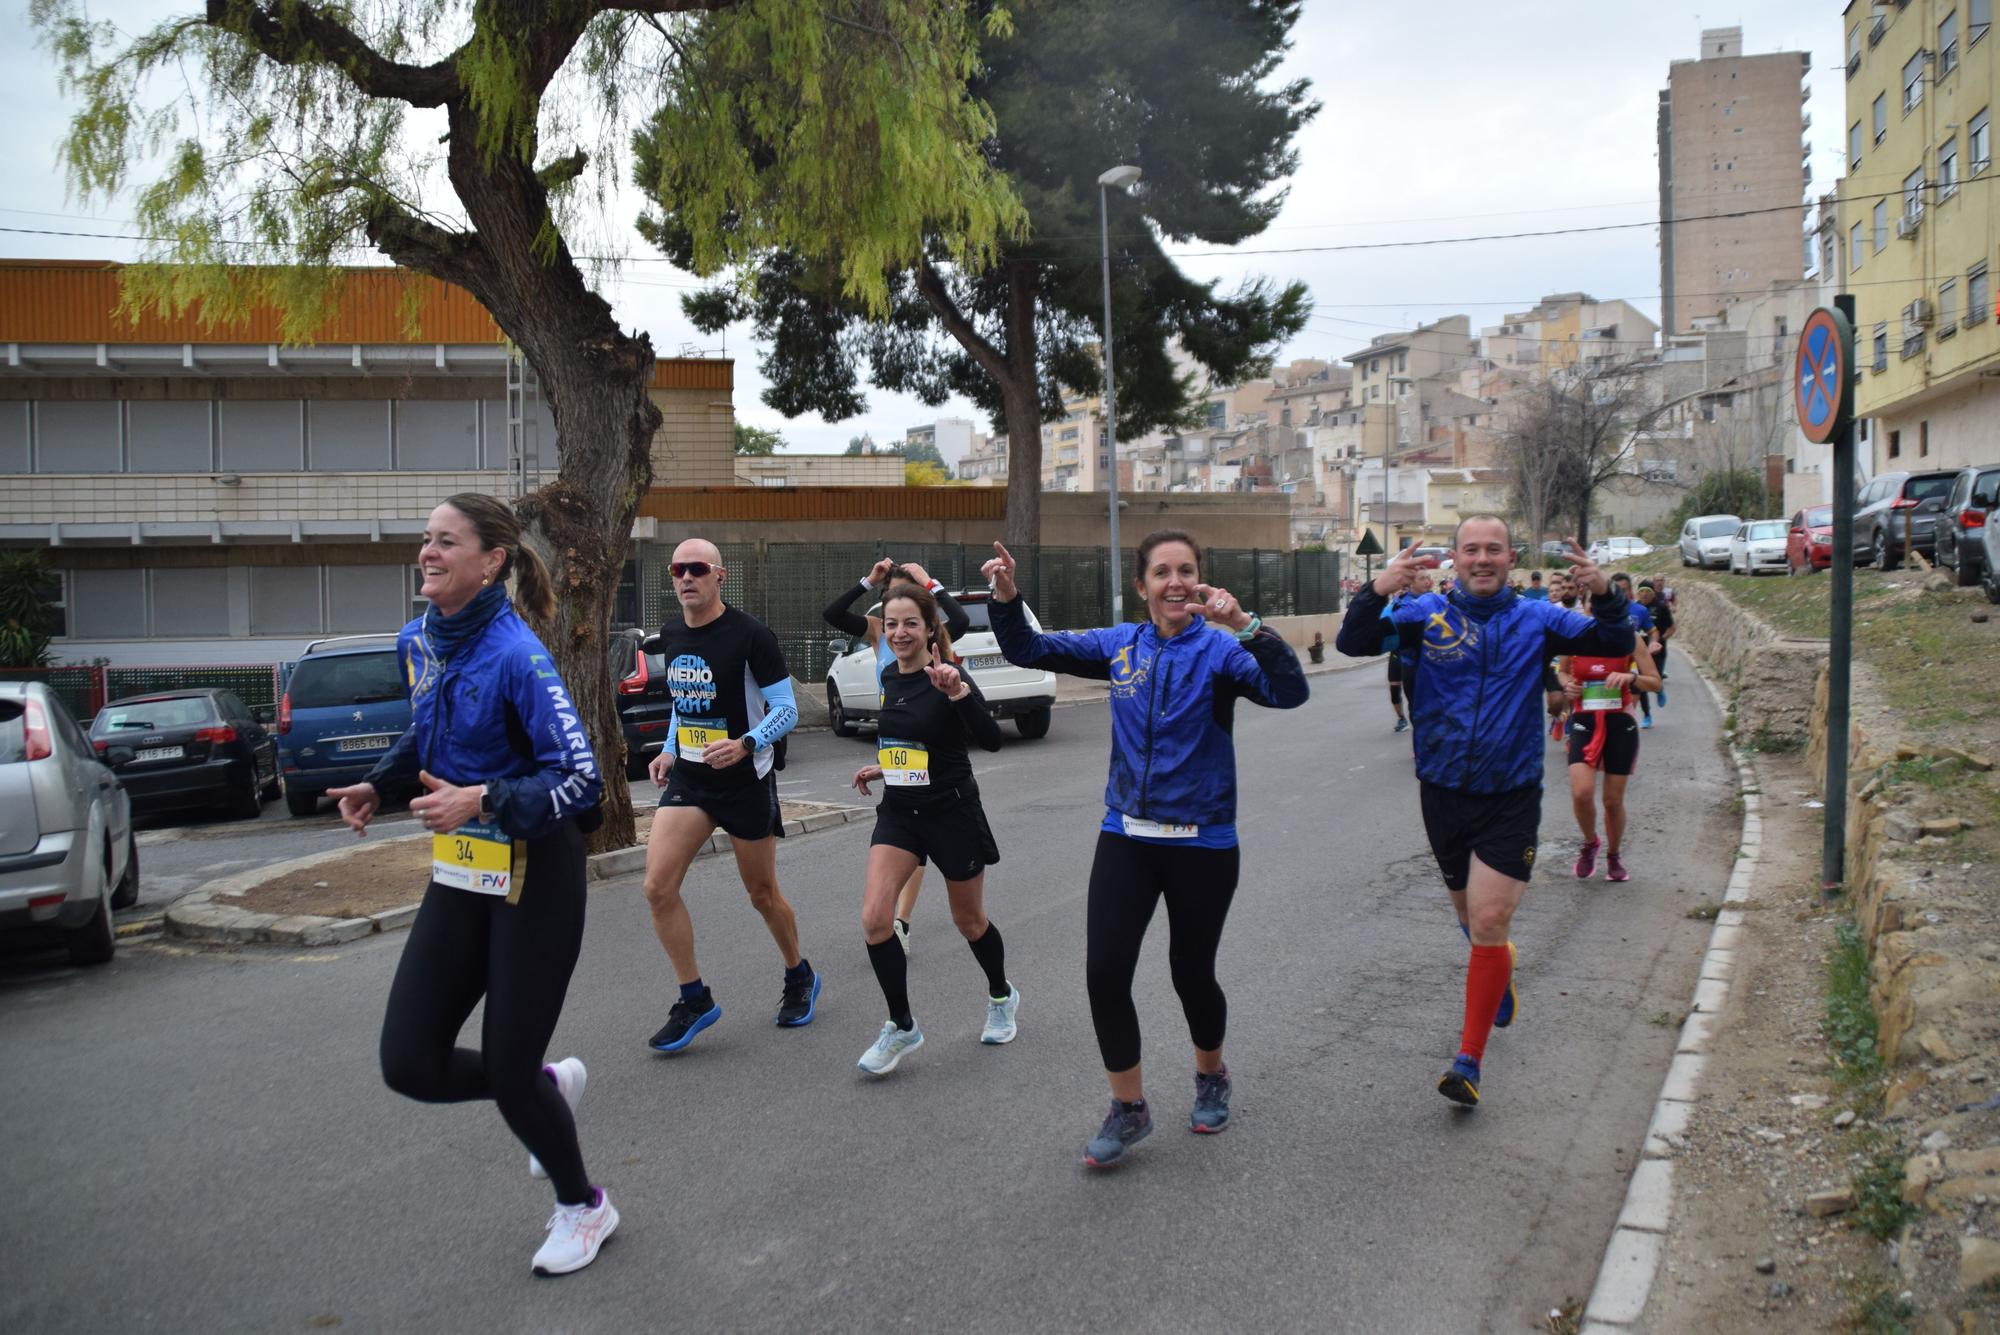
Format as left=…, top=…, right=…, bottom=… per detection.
left=0, top=660, right=1734, bottom=1333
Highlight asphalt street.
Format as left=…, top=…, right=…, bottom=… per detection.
left=0, top=658, right=1735, bottom=1333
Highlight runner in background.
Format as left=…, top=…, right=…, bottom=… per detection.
left=1637, top=580, right=1674, bottom=709
left=1609, top=572, right=1660, bottom=730
left=1556, top=639, right=1663, bottom=883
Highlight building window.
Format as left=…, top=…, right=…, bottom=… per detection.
left=1971, top=262, right=1990, bottom=322
left=1941, top=137, right=1961, bottom=198
left=1849, top=120, right=1863, bottom=172
left=1850, top=222, right=1865, bottom=272
left=1973, top=108, right=1992, bottom=172
left=1848, top=23, right=1863, bottom=72
left=1874, top=93, right=1888, bottom=143
left=1920, top=422, right=1930, bottom=457
left=68, top=569, right=145, bottom=640
left=1888, top=429, right=1901, bottom=459
left=1903, top=51, right=1926, bottom=112
left=1975, top=0, right=1992, bottom=45
left=1873, top=323, right=1890, bottom=371
left=149, top=568, right=230, bottom=637
left=1873, top=199, right=1889, bottom=251
left=1904, top=165, right=1927, bottom=218
left=1941, top=277, right=1959, bottom=333
left=1396, top=352, right=1407, bottom=372
left=1942, top=11, right=1961, bottom=74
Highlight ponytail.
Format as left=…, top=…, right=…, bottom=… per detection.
left=440, top=491, right=554, bottom=621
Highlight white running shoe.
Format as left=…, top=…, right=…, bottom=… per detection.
left=857, top=1020, right=924, bottom=1076
left=528, top=1057, right=587, bottom=1180
left=980, top=985, right=1021, bottom=1045
left=892, top=918, right=911, bottom=957
left=532, top=1188, right=619, bottom=1276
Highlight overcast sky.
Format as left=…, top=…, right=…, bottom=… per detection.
left=0, top=2, right=1842, bottom=467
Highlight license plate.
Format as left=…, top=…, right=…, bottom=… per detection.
left=968, top=654, right=1008, bottom=670
left=336, top=735, right=393, bottom=753
left=134, top=745, right=183, bottom=762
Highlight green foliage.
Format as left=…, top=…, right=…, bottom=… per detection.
left=899, top=438, right=948, bottom=473
left=1657, top=469, right=1769, bottom=544
left=1850, top=1151, right=1916, bottom=1241
left=733, top=423, right=783, bottom=456
left=903, top=458, right=951, bottom=486
left=1848, top=1286, right=1914, bottom=1335
left=1744, top=727, right=1805, bottom=754
left=0, top=552, right=58, bottom=669
left=643, top=0, right=1315, bottom=438
left=1826, top=919, right=1881, bottom=1082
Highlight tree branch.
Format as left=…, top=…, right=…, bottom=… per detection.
left=916, top=259, right=1011, bottom=387
left=537, top=150, right=589, bottom=190
left=350, top=191, right=488, bottom=290
left=203, top=0, right=458, bottom=106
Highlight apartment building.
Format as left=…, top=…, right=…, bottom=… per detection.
left=1836, top=0, right=2000, bottom=473
left=1658, top=27, right=1813, bottom=334
left=0, top=260, right=733, bottom=665
left=957, top=430, right=1009, bottom=485
left=735, top=452, right=902, bottom=486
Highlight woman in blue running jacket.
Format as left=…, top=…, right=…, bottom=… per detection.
left=326, top=493, right=615, bottom=1278
left=983, top=532, right=1308, bottom=1169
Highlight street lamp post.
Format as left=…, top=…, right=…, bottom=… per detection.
left=1098, top=164, right=1142, bottom=621
left=1384, top=373, right=1413, bottom=552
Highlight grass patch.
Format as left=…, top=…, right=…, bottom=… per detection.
left=1850, top=1149, right=1917, bottom=1241
left=1826, top=919, right=1882, bottom=1084
left=1744, top=726, right=1805, bottom=754
left=1846, top=1283, right=1915, bottom=1334
left=1648, top=1010, right=1676, bottom=1027
left=1542, top=1296, right=1583, bottom=1335
left=1685, top=902, right=1722, bottom=920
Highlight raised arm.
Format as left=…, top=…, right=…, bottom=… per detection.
left=981, top=542, right=1119, bottom=679
left=1218, top=626, right=1310, bottom=709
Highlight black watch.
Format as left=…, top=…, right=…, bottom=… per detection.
left=478, top=786, right=495, bottom=822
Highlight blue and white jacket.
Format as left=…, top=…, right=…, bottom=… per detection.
left=1338, top=584, right=1634, bottom=794
left=365, top=606, right=602, bottom=839
left=990, top=599, right=1309, bottom=847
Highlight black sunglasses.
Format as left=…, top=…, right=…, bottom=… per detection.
left=670, top=561, right=716, bottom=579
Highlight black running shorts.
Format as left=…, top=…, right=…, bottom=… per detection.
left=1566, top=710, right=1640, bottom=776
left=1418, top=780, right=1542, bottom=890
left=870, top=795, right=1000, bottom=882
left=661, top=768, right=785, bottom=841
left=1386, top=654, right=1403, bottom=685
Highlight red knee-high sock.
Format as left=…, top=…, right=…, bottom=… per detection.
left=1460, top=944, right=1512, bottom=1061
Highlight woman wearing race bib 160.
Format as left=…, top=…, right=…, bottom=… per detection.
left=327, top=493, right=612, bottom=1278
left=982, top=532, right=1309, bottom=1168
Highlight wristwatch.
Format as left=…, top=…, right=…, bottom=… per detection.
left=478, top=785, right=495, bottom=822
left=1234, top=615, right=1263, bottom=642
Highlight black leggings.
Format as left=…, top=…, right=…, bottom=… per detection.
left=380, top=822, right=591, bottom=1204
left=1085, top=831, right=1240, bottom=1073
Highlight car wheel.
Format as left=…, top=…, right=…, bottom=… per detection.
left=283, top=779, right=319, bottom=817
left=65, top=841, right=116, bottom=966
left=1873, top=531, right=1898, bottom=571
left=1015, top=705, right=1053, bottom=740
left=110, top=829, right=139, bottom=910
left=1954, top=550, right=1980, bottom=587
left=229, top=761, right=263, bottom=819
left=827, top=682, right=857, bottom=737
left=259, top=747, right=280, bottom=799
left=1984, top=568, right=2000, bottom=605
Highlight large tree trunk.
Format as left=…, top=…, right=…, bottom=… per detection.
left=1000, top=263, right=1043, bottom=551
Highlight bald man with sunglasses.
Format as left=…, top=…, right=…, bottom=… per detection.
left=640, top=539, right=819, bottom=1053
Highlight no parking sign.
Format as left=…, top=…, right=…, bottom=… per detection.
left=1795, top=306, right=1854, bottom=445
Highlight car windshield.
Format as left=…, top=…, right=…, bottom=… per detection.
left=287, top=651, right=406, bottom=709
left=1908, top=476, right=1954, bottom=502
left=1699, top=519, right=1738, bottom=538
left=0, top=699, right=24, bottom=763
left=1804, top=506, right=1833, bottom=527
left=1748, top=522, right=1787, bottom=540
left=93, top=696, right=213, bottom=733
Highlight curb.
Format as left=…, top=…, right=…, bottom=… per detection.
left=163, top=803, right=869, bottom=948
left=1580, top=643, right=1760, bottom=1333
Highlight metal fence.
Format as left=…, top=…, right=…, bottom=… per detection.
left=640, top=542, right=1342, bottom=683
left=0, top=665, right=107, bottom=721
left=0, top=663, right=283, bottom=721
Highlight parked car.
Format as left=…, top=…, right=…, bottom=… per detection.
left=92, top=688, right=277, bottom=821
left=1785, top=504, right=1835, bottom=574
left=1587, top=535, right=1653, bottom=565
left=824, top=590, right=1059, bottom=739
left=276, top=634, right=410, bottom=816
left=1404, top=546, right=1451, bottom=568
left=1985, top=492, right=2000, bottom=605
left=1854, top=469, right=1956, bottom=570
left=611, top=627, right=672, bottom=780
left=1935, top=463, right=2000, bottom=588
left=1677, top=514, right=1742, bottom=569
left=1727, top=519, right=1791, bottom=576
left=1539, top=540, right=1570, bottom=559
left=1, top=681, right=137, bottom=965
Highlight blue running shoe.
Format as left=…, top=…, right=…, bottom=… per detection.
left=1656, top=684, right=1667, bottom=707
left=1393, top=716, right=1410, bottom=733
left=1084, top=1100, right=1153, bottom=1168
left=649, top=995, right=720, bottom=1053
left=1493, top=941, right=1518, bottom=1029
left=1438, top=1053, right=1481, bottom=1107
left=776, top=967, right=821, bottom=1027
left=1640, top=714, right=1653, bottom=730
left=1190, top=1068, right=1231, bottom=1134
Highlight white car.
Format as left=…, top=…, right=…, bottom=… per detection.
left=1728, top=519, right=1791, bottom=575
left=825, top=590, right=1059, bottom=739
left=1677, top=514, right=1742, bottom=569
left=1587, top=536, right=1653, bottom=565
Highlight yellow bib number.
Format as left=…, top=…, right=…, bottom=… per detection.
left=878, top=739, right=931, bottom=788
left=677, top=717, right=724, bottom=763
left=433, top=820, right=518, bottom=898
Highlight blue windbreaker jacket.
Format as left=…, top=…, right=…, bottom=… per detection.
left=989, top=599, right=1309, bottom=834
left=1337, top=585, right=1635, bottom=794
left=365, top=605, right=602, bottom=839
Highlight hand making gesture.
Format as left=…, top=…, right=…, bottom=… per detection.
left=1371, top=544, right=1425, bottom=598
left=1193, top=583, right=1254, bottom=632
left=865, top=556, right=897, bottom=587
left=981, top=541, right=1018, bottom=602
left=1560, top=539, right=1611, bottom=598
left=925, top=661, right=970, bottom=700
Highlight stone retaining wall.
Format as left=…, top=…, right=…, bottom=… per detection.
left=1663, top=579, right=1827, bottom=745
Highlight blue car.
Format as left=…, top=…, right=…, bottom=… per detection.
left=277, top=635, right=412, bottom=817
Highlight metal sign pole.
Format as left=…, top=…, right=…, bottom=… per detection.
left=1822, top=295, right=1859, bottom=895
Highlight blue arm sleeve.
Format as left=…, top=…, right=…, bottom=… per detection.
left=1335, top=587, right=1390, bottom=656
left=989, top=597, right=1118, bottom=679
left=483, top=647, right=603, bottom=840
left=363, top=627, right=422, bottom=789
left=1219, top=627, right=1310, bottom=708
left=1543, top=594, right=1638, bottom=657
left=746, top=677, right=798, bottom=751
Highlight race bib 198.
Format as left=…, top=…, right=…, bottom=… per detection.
left=433, top=820, right=517, bottom=897
left=1121, top=815, right=1199, bottom=840
left=878, top=738, right=931, bottom=787
left=677, top=716, right=725, bottom=763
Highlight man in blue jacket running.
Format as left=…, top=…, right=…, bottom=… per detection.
left=1338, top=516, right=1633, bottom=1108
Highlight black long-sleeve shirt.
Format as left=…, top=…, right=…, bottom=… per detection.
left=874, top=665, right=1003, bottom=810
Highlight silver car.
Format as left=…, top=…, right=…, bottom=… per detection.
left=1678, top=514, right=1742, bottom=569
left=1728, top=520, right=1791, bottom=576
left=0, top=681, right=137, bottom=965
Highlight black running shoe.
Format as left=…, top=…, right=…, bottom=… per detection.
left=775, top=967, right=821, bottom=1027
left=648, top=994, right=720, bottom=1053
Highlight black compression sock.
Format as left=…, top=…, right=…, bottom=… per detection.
left=967, top=921, right=1009, bottom=998
left=865, top=937, right=913, bottom=1032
